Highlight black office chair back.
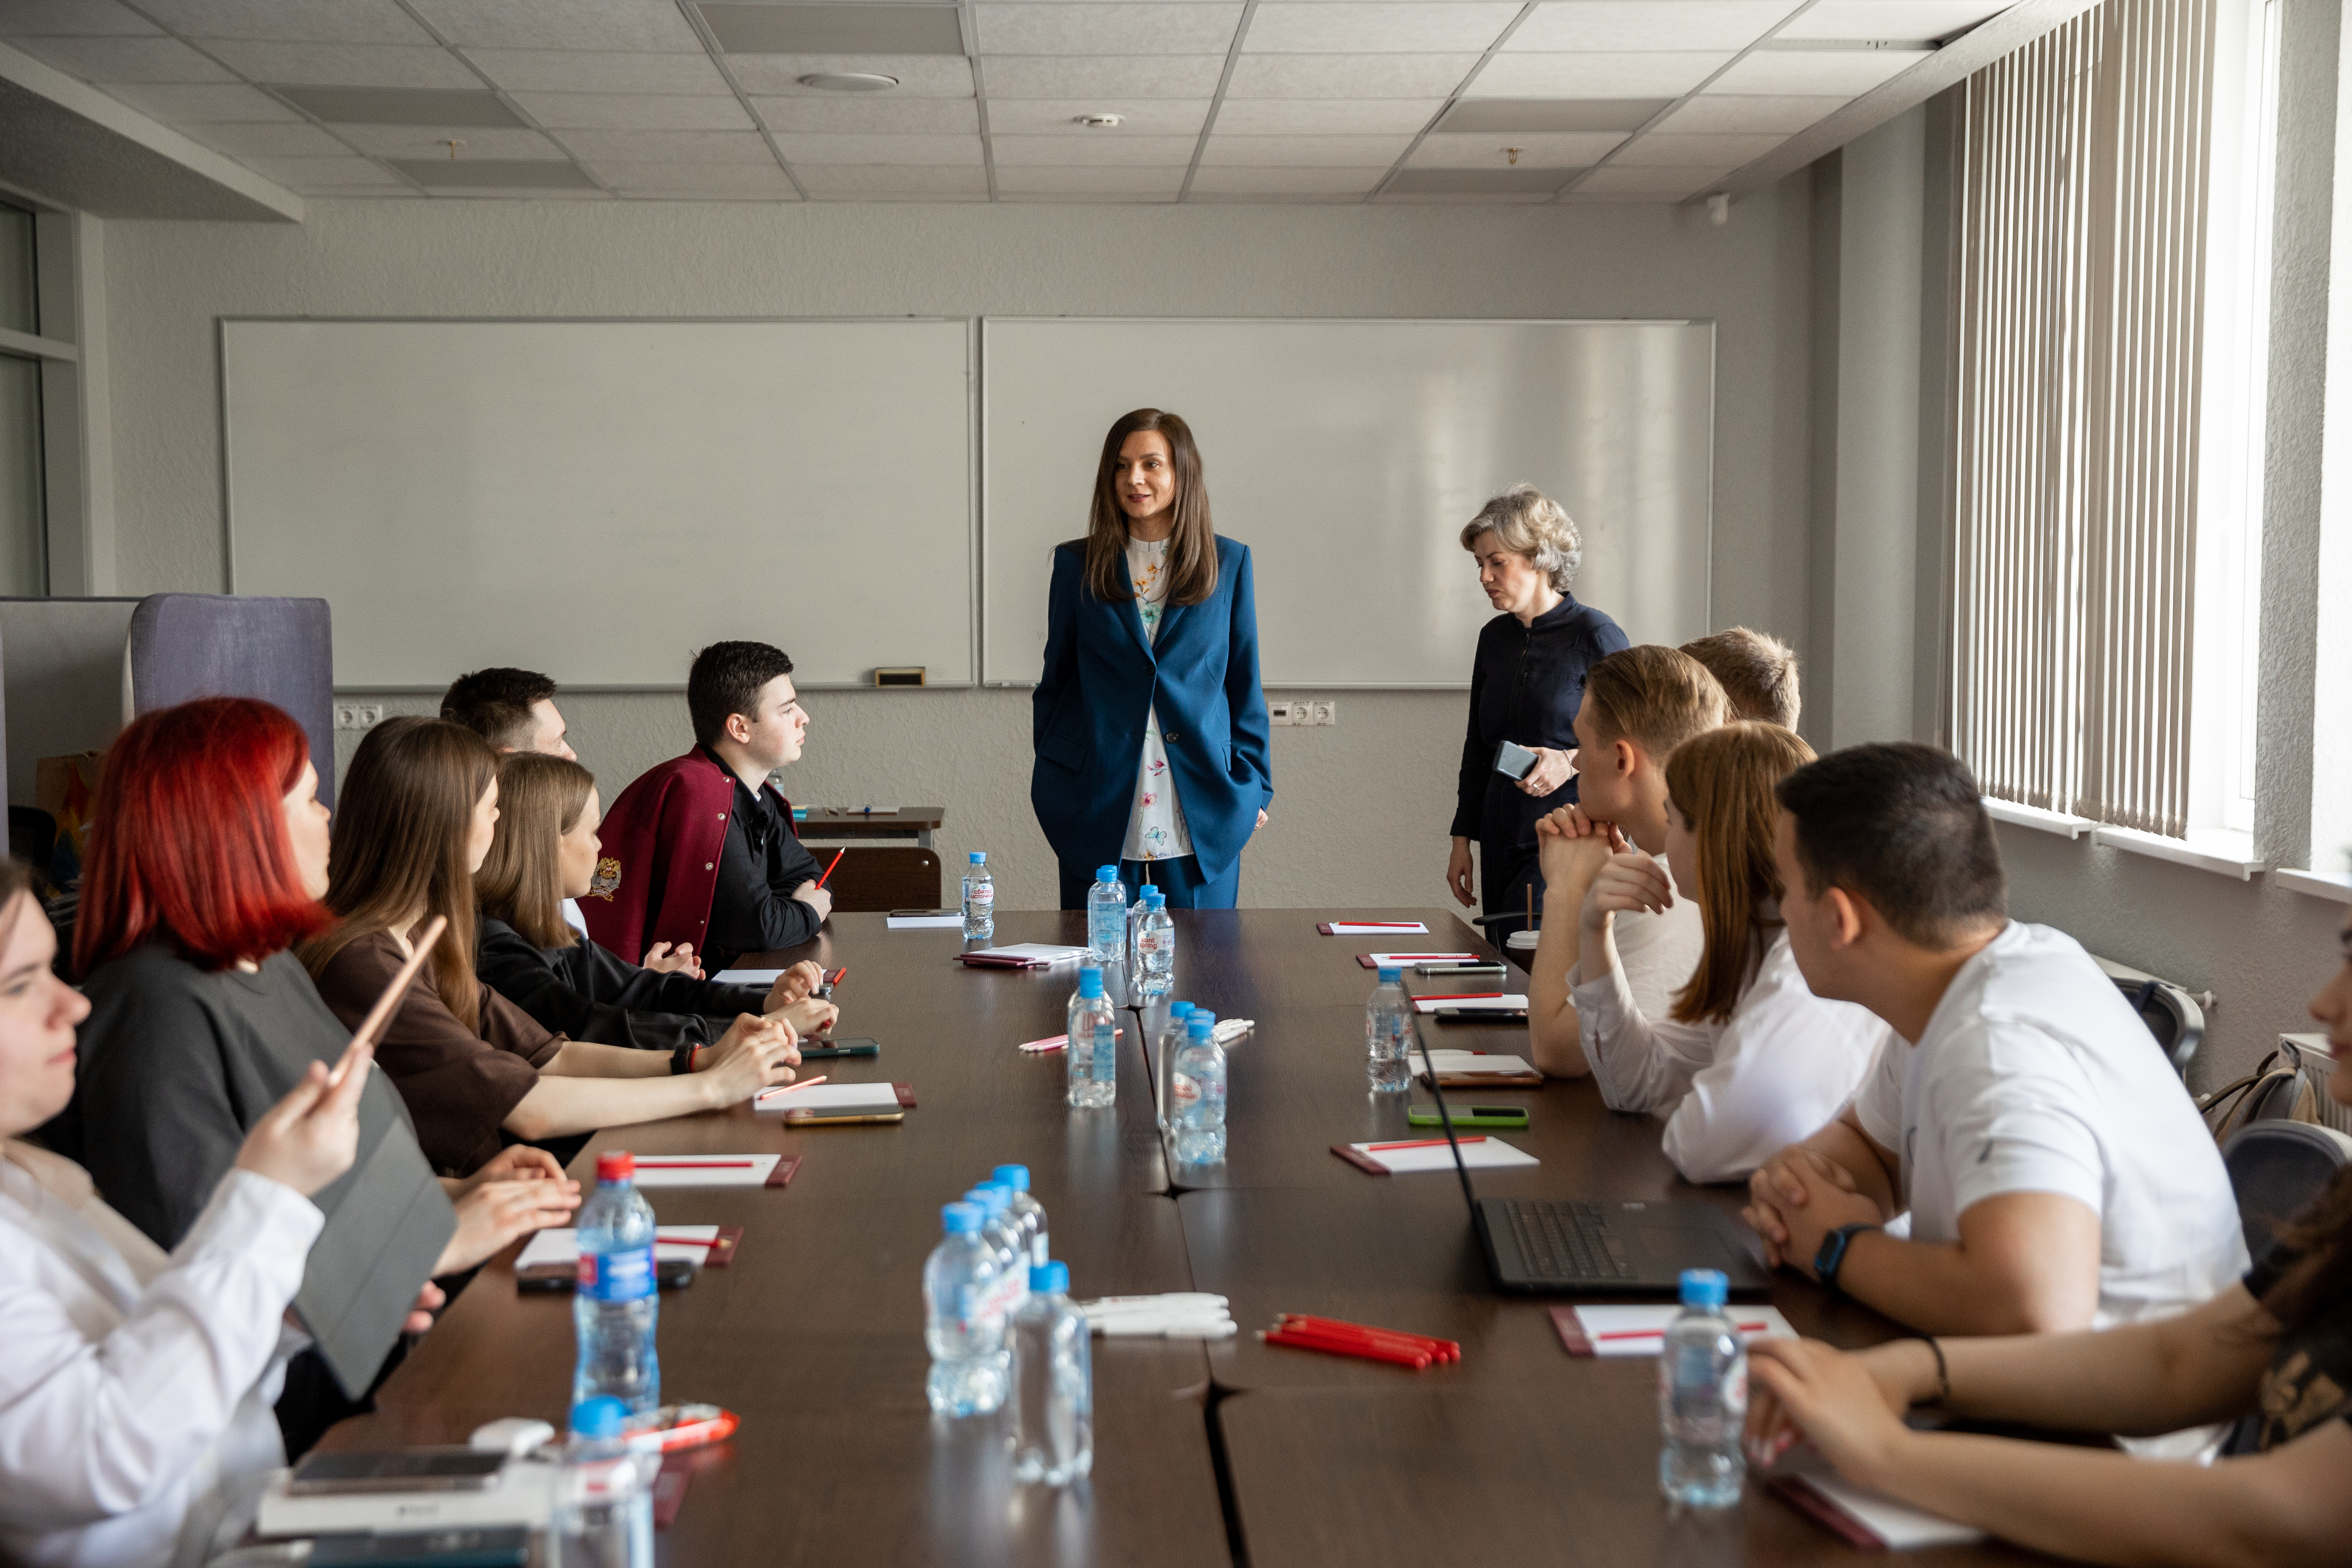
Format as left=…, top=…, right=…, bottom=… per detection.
left=2216, top=1121, right=2351, bottom=1455
left=2113, top=976, right=2203, bottom=1081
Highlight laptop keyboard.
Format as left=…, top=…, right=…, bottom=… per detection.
left=1498, top=1199, right=1635, bottom=1282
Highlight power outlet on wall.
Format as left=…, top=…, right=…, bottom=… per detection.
left=335, top=703, right=385, bottom=731
left=1268, top=700, right=1336, bottom=727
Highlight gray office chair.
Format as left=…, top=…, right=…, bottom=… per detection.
left=2215, top=1119, right=2350, bottom=1455
left=2113, top=976, right=2204, bottom=1080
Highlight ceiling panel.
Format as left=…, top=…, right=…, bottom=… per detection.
left=727, top=53, right=976, bottom=95
left=1609, top=130, right=1780, bottom=165
left=338, top=124, right=569, bottom=158
left=1650, top=91, right=1850, bottom=132
left=1436, top=96, right=1665, bottom=131
left=770, top=130, right=986, bottom=163
left=1198, top=132, right=1415, bottom=164
left=1467, top=51, right=1731, bottom=97
left=1406, top=130, right=1623, bottom=167
left=1187, top=164, right=1386, bottom=193
left=792, top=162, right=988, bottom=193
left=237, top=153, right=410, bottom=186
left=1221, top=51, right=1479, bottom=97
left=971, top=3, right=1244, bottom=56
left=993, top=164, right=1187, bottom=193
left=0, top=0, right=158, bottom=36
left=10, top=33, right=235, bottom=81
left=585, top=160, right=799, bottom=193
left=1505, top=1, right=1800, bottom=53
left=751, top=95, right=980, bottom=133
left=1575, top=162, right=1729, bottom=195
left=1240, top=3, right=1519, bottom=54
left=137, top=0, right=436, bottom=46
left=701, top=4, right=966, bottom=56
left=1210, top=97, right=1439, bottom=133
left=555, top=128, right=778, bottom=162
left=460, top=48, right=733, bottom=93
left=273, top=85, right=522, bottom=125
left=98, top=81, right=299, bottom=120
left=182, top=120, right=349, bottom=155
left=983, top=98, right=1211, bottom=133
left=203, top=39, right=482, bottom=85
left=978, top=54, right=1225, bottom=97
left=384, top=155, right=601, bottom=187
left=404, top=0, right=706, bottom=53
left=1381, top=166, right=1564, bottom=195
left=1778, top=0, right=2010, bottom=39
left=514, top=92, right=756, bottom=130
left=989, top=132, right=1200, bottom=163
left=1706, top=48, right=1927, bottom=93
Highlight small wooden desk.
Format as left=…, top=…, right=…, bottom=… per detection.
left=795, top=805, right=945, bottom=850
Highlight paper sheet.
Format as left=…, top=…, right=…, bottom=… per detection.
left=1788, top=1472, right=1987, bottom=1549
left=1363, top=951, right=1477, bottom=964
left=711, top=968, right=783, bottom=985
left=1417, top=1051, right=1537, bottom=1076
left=755, top=1081, right=902, bottom=1112
left=1347, top=1137, right=1539, bottom=1174
left=963, top=944, right=1089, bottom=964
left=516, top=1226, right=723, bottom=1270
left=1411, top=994, right=1529, bottom=1014
left=621, top=1154, right=782, bottom=1188
left=1568, top=1303, right=1797, bottom=1356
left=1325, top=922, right=1429, bottom=935
left=887, top=914, right=965, bottom=929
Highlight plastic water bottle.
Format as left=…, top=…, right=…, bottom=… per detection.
left=1009, top=1261, right=1094, bottom=1487
left=961, top=851, right=995, bottom=940
left=1659, top=1268, right=1747, bottom=1509
left=966, top=1184, right=1029, bottom=1318
left=572, top=1151, right=660, bottom=1416
left=1086, top=865, right=1126, bottom=962
left=1135, top=889, right=1175, bottom=1001
left=1066, top=966, right=1118, bottom=1109
left=553, top=1396, right=653, bottom=1568
left=924, top=1201, right=1010, bottom=1416
left=992, top=1163, right=1050, bottom=1268
left=1170, top=1013, right=1227, bottom=1165
left=1366, top=967, right=1413, bottom=1094
left=1154, top=1001, right=1195, bottom=1132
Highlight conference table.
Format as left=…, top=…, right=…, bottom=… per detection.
left=320, top=910, right=2048, bottom=1566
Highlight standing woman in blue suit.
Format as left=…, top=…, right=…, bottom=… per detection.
left=1032, top=408, right=1273, bottom=909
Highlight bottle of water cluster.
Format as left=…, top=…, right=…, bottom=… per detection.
left=573, top=1151, right=660, bottom=1415
left=554, top=1396, right=653, bottom=1568
left=1135, top=889, right=1175, bottom=1001
left=966, top=1184, right=1030, bottom=1318
left=961, top=851, right=995, bottom=940
left=1365, top=967, right=1413, bottom=1093
left=1154, top=1001, right=1195, bottom=1132
left=1659, top=1268, right=1747, bottom=1509
left=924, top=1201, right=1010, bottom=1416
left=1086, top=865, right=1126, bottom=962
left=1170, top=1013, right=1227, bottom=1165
left=992, top=1164, right=1050, bottom=1268
left=1009, top=1261, right=1094, bottom=1487
left=1066, top=966, right=1118, bottom=1109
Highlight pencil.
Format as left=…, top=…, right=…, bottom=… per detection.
left=813, top=848, right=847, bottom=889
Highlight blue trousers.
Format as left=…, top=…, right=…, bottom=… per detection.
left=1057, top=854, right=1239, bottom=910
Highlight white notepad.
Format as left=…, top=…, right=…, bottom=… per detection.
left=711, top=968, right=784, bottom=985
left=964, top=944, right=1090, bottom=964
left=515, top=1226, right=723, bottom=1270
left=1326, top=922, right=1429, bottom=935
left=1568, top=1303, right=1797, bottom=1356
left=755, top=1080, right=901, bottom=1112
left=1418, top=1051, right=1538, bottom=1076
left=1785, top=1471, right=1987, bottom=1549
left=888, top=913, right=966, bottom=929
left=1365, top=951, right=1477, bottom=964
left=1411, top=993, right=1529, bottom=1014
left=621, top=1154, right=782, bottom=1188
left=1347, top=1137, right=1539, bottom=1174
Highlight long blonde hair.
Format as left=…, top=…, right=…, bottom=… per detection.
left=1662, top=722, right=1818, bottom=1025
left=476, top=753, right=596, bottom=951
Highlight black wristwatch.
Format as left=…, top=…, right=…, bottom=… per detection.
left=1813, top=1223, right=1880, bottom=1294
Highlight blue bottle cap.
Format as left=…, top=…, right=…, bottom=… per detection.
left=571, top=1396, right=629, bottom=1441
left=992, top=1163, right=1030, bottom=1192
left=1377, top=966, right=1402, bottom=982
left=970, top=851, right=986, bottom=864
left=1030, top=1260, right=1070, bottom=1295
left=943, top=1201, right=983, bottom=1234
left=1190, top=1010, right=1214, bottom=1028
left=1169, top=1000, right=1194, bottom=1020
left=1188, top=1016, right=1214, bottom=1039
left=1097, top=865, right=1120, bottom=883
left=1078, top=967, right=1104, bottom=999
left=1679, top=1268, right=1729, bottom=1309
left=966, top=1185, right=1009, bottom=1215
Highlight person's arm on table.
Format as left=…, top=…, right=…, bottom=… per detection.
left=434, top=1145, right=580, bottom=1275
left=1525, top=808, right=1610, bottom=1077
left=503, top=1017, right=799, bottom=1140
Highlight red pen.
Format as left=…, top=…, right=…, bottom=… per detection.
left=812, top=848, right=847, bottom=890
left=1594, top=1323, right=1771, bottom=1342
left=1363, top=1135, right=1487, bottom=1153
left=1262, top=1327, right=1431, bottom=1369
left=633, top=1160, right=757, bottom=1169
left=1280, top=1314, right=1461, bottom=1362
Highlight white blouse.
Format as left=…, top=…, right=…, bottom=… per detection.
left=1570, top=930, right=1890, bottom=1185
left=0, top=1141, right=321, bottom=1568
left=1121, top=535, right=1195, bottom=864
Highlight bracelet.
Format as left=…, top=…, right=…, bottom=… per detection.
left=1915, top=1333, right=1953, bottom=1406
left=669, top=1044, right=699, bottom=1076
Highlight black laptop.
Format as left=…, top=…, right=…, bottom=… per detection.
left=1414, top=1036, right=1773, bottom=1298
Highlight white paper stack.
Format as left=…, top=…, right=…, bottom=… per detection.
left=1410, top=993, right=1528, bottom=1015
left=887, top=913, right=966, bottom=929
left=712, top=967, right=784, bottom=985
left=1417, top=1050, right=1539, bottom=1077
left=1347, top=1137, right=1539, bottom=1174
left=623, top=1154, right=782, bottom=1188
left=754, top=1081, right=901, bottom=1112
left=516, top=1226, right=724, bottom=1269
left=1778, top=1466, right=1987, bottom=1549
left=1325, top=921, right=1429, bottom=935
left=1568, top=1303, right=1797, bottom=1356
left=1076, top=1292, right=1237, bottom=1339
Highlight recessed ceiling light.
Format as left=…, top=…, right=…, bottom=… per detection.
left=1073, top=114, right=1124, bottom=129
left=797, top=72, right=900, bottom=92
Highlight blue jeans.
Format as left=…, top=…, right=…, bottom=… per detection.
left=1057, top=855, right=1240, bottom=910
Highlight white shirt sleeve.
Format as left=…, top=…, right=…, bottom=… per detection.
left=1569, top=957, right=1721, bottom=1116
left=1850, top=1026, right=1908, bottom=1158
left=0, top=1168, right=322, bottom=1531
left=1930, top=1022, right=2108, bottom=1220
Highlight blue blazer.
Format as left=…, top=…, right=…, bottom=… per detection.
left=1031, top=535, right=1274, bottom=881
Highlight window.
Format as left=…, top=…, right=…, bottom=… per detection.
left=0, top=198, right=42, bottom=596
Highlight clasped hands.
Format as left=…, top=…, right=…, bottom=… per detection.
left=1531, top=805, right=1674, bottom=932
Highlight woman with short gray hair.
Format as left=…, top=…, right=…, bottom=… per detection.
left=1446, top=485, right=1628, bottom=937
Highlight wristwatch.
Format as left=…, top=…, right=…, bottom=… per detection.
left=1813, top=1222, right=1880, bottom=1294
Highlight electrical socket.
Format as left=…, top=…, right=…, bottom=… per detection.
left=335, top=703, right=385, bottom=732
left=1311, top=701, right=1335, bottom=726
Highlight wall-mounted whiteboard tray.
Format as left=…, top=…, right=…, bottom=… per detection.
left=980, top=318, right=1713, bottom=688
left=224, top=318, right=976, bottom=689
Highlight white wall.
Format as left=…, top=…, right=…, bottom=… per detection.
left=95, top=189, right=1819, bottom=911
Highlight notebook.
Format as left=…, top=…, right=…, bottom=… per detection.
left=1355, top=951, right=1478, bottom=967
left=1770, top=1467, right=1986, bottom=1549
left=957, top=944, right=1089, bottom=968
left=1411, top=994, right=1528, bottom=1014
left=754, top=1081, right=911, bottom=1114
left=1319, top=921, right=1430, bottom=935
left=711, top=967, right=785, bottom=985
left=888, top=912, right=965, bottom=929
left=515, top=1226, right=739, bottom=1270
left=1333, top=1137, right=1540, bottom=1175
left=1416, top=1050, right=1543, bottom=1087
left=1550, top=1303, right=1797, bottom=1356
left=623, top=1154, right=787, bottom=1188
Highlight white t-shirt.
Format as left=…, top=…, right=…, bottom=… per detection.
left=1851, top=921, right=2248, bottom=1329
left=1583, top=854, right=1707, bottom=1028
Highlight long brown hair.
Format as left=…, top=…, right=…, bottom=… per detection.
left=299, top=716, right=498, bottom=1030
left=2260, top=1165, right=2352, bottom=1341
left=1662, top=722, right=1818, bottom=1025
left=1081, top=408, right=1217, bottom=607
left=477, top=753, right=596, bottom=952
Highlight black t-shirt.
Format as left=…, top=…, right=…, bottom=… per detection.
left=2244, top=1246, right=2352, bottom=1450
left=477, top=914, right=768, bottom=1051
left=702, top=750, right=824, bottom=959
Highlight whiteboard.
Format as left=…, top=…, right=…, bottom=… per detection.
left=225, top=319, right=976, bottom=688
left=980, top=318, right=1713, bottom=687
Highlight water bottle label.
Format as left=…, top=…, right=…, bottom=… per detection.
left=967, top=884, right=994, bottom=906
left=1173, top=1072, right=1201, bottom=1108
left=577, top=1244, right=656, bottom=1302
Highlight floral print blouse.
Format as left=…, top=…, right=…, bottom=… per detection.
left=1122, top=535, right=1194, bottom=863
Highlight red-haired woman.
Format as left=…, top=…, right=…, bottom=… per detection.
left=51, top=698, right=581, bottom=1454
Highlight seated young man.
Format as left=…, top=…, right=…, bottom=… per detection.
left=1525, top=644, right=1723, bottom=1078
left=1744, top=743, right=2246, bottom=1352
left=1680, top=626, right=1800, bottom=729
left=441, top=667, right=576, bottom=760
left=581, top=641, right=832, bottom=966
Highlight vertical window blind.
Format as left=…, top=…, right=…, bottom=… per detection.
left=1951, top=0, right=2217, bottom=836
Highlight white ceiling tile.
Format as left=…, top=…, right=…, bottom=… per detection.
left=1243, top=3, right=1516, bottom=52
left=10, top=34, right=234, bottom=81
left=1189, top=190, right=1362, bottom=202
left=461, top=48, right=734, bottom=94
left=557, top=128, right=777, bottom=162
left=1706, top=48, right=1926, bottom=93
left=337, top=124, right=568, bottom=158
left=237, top=153, right=409, bottom=186
left=1608, top=130, right=1780, bottom=165
left=751, top=95, right=979, bottom=133
left=0, top=0, right=157, bottom=36
left=137, top=0, right=435, bottom=45
left=202, top=39, right=479, bottom=86
left=999, top=191, right=1178, bottom=202
left=1575, top=162, right=1729, bottom=195
left=977, top=54, right=1224, bottom=97
left=983, top=98, right=1209, bottom=134
left=728, top=54, right=974, bottom=95
left=972, top=3, right=1242, bottom=56
left=771, top=131, right=986, bottom=164
left=1186, top=163, right=1384, bottom=193
left=1198, top=132, right=1413, bottom=164
left=793, top=163, right=989, bottom=193
left=98, top=81, right=299, bottom=119
left=584, top=161, right=797, bottom=193
left=405, top=0, right=704, bottom=51
left=1223, top=52, right=1477, bottom=96
left=181, top=120, right=352, bottom=155
left=511, top=92, right=754, bottom=130
left=1506, top=1, right=1798, bottom=52
left=1465, top=51, right=1730, bottom=97
left=1405, top=130, right=1622, bottom=166
left=1778, top=0, right=2010, bottom=40
left=989, top=132, right=1198, bottom=163
left=1210, top=97, right=1438, bottom=133
left=993, top=164, right=1186, bottom=192
left=1652, top=92, right=1849, bottom=132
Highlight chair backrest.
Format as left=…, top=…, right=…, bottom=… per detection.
left=2113, top=975, right=2204, bottom=1080
left=821, top=847, right=942, bottom=914
left=2222, top=1119, right=2352, bottom=1268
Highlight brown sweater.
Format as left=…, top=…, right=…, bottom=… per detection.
left=311, top=930, right=564, bottom=1176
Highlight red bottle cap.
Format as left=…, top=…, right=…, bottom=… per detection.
left=596, top=1150, right=634, bottom=1182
